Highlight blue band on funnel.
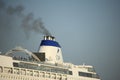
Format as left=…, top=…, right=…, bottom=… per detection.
left=40, top=40, right=61, bottom=48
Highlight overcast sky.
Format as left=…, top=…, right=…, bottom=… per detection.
left=0, top=0, right=120, bottom=80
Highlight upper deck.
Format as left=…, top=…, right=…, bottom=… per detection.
left=0, top=54, right=100, bottom=80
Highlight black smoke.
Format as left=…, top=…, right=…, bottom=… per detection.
left=0, top=0, right=51, bottom=38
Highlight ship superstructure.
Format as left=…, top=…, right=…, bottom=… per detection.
left=0, top=36, right=100, bottom=80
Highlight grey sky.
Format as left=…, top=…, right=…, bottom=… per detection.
left=0, top=0, right=120, bottom=80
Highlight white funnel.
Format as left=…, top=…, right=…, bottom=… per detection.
left=38, top=36, right=63, bottom=63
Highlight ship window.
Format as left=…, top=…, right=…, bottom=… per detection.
left=69, top=71, right=73, bottom=75
left=0, top=66, right=3, bottom=72
left=13, top=62, right=19, bottom=67
left=78, top=72, right=100, bottom=79
left=78, top=72, right=92, bottom=77
left=33, top=52, right=45, bottom=61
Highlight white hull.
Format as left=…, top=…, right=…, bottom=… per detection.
left=0, top=73, right=100, bottom=80
left=0, top=66, right=100, bottom=80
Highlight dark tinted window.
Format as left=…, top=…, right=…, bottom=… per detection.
left=33, top=52, right=45, bottom=61
left=13, top=62, right=19, bottom=67
left=79, top=72, right=92, bottom=77
left=78, top=72, right=100, bottom=79
left=69, top=71, right=73, bottom=75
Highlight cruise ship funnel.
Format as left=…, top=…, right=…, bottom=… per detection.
left=38, top=36, right=63, bottom=63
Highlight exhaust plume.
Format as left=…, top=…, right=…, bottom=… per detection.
left=0, top=0, right=51, bottom=38
left=22, top=13, right=51, bottom=37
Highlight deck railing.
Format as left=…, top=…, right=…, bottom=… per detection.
left=0, top=66, right=67, bottom=80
